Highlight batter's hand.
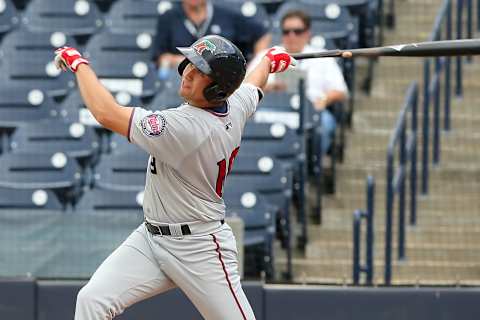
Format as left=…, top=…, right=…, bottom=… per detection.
left=54, top=46, right=89, bottom=73
left=265, top=46, right=296, bottom=73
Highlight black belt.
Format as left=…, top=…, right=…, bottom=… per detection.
left=145, top=219, right=224, bottom=236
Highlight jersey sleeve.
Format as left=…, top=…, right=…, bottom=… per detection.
left=230, top=83, right=263, bottom=120
left=128, top=107, right=210, bottom=169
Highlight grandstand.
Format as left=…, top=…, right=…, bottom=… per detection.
left=0, top=0, right=479, bottom=319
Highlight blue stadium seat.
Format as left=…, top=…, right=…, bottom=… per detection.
left=223, top=189, right=277, bottom=278
left=0, top=0, right=20, bottom=38
left=0, top=58, right=75, bottom=98
left=84, top=31, right=160, bottom=97
left=60, top=90, right=143, bottom=154
left=0, top=152, right=83, bottom=204
left=147, top=85, right=184, bottom=110
left=0, top=186, right=63, bottom=209
left=105, top=0, right=166, bottom=35
left=93, top=152, right=149, bottom=191
left=109, top=132, right=143, bottom=155
left=0, top=29, right=78, bottom=60
left=0, top=86, right=57, bottom=136
left=22, top=0, right=104, bottom=37
left=75, top=187, right=144, bottom=211
left=10, top=120, right=101, bottom=167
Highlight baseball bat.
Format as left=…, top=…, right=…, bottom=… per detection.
left=291, top=39, right=480, bottom=59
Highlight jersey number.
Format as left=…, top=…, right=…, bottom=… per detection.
left=215, top=147, right=240, bottom=197
left=150, top=157, right=157, bottom=174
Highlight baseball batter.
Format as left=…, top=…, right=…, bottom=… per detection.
left=54, top=36, right=295, bottom=320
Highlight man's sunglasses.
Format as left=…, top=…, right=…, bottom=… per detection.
left=282, top=28, right=307, bottom=36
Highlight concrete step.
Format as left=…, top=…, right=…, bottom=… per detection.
left=353, top=110, right=480, bottom=130
left=305, top=241, right=480, bottom=262
left=317, top=212, right=480, bottom=230
left=335, top=165, right=480, bottom=185
left=322, top=193, right=480, bottom=212
left=343, top=141, right=480, bottom=164
left=307, top=223, right=480, bottom=242
left=276, top=258, right=480, bottom=285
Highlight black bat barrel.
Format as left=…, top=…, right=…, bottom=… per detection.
left=292, top=39, right=480, bottom=59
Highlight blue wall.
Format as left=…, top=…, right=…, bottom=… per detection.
left=1, top=279, right=479, bottom=320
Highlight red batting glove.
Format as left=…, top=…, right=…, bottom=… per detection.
left=54, top=46, right=89, bottom=73
left=265, top=46, right=296, bottom=73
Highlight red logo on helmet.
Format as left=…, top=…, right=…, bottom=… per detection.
left=193, top=40, right=217, bottom=55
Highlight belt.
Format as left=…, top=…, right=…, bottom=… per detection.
left=145, top=219, right=225, bottom=236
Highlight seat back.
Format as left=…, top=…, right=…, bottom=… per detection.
left=106, top=0, right=169, bottom=34
left=22, top=0, right=104, bottom=36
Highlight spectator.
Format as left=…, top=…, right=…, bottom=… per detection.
left=250, top=10, right=348, bottom=154
left=152, top=0, right=271, bottom=79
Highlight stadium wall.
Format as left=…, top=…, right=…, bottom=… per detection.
left=1, top=279, right=479, bottom=320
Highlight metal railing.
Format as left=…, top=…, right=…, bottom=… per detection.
left=421, top=0, right=473, bottom=194
left=352, top=175, right=375, bottom=285
left=384, top=82, right=419, bottom=285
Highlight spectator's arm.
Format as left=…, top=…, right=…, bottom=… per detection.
left=314, top=90, right=347, bottom=110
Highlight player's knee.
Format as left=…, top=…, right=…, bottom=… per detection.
left=76, top=284, right=114, bottom=318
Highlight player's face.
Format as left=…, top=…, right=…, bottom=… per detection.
left=281, top=17, right=311, bottom=53
left=179, top=63, right=214, bottom=106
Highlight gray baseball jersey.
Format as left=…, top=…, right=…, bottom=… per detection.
left=128, top=83, right=262, bottom=224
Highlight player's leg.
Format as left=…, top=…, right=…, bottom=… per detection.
left=159, top=225, right=256, bottom=320
left=75, top=224, right=176, bottom=320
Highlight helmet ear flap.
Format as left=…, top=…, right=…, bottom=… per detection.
left=203, top=83, right=227, bottom=103
left=178, top=58, right=189, bottom=75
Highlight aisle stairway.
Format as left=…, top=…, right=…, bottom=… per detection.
left=277, top=0, right=480, bottom=285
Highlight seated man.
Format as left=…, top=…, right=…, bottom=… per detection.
left=250, top=10, right=349, bottom=154
left=152, top=0, right=271, bottom=79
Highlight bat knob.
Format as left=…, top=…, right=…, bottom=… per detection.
left=342, top=51, right=353, bottom=58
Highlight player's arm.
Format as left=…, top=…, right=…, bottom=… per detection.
left=245, top=46, right=296, bottom=90
left=54, top=47, right=132, bottom=137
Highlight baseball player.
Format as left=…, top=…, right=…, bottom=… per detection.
left=54, top=35, right=295, bottom=320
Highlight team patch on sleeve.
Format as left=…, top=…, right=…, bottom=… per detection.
left=140, top=113, right=167, bottom=137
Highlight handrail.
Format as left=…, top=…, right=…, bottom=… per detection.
left=384, top=82, right=418, bottom=285
left=383, top=0, right=472, bottom=284
left=352, top=176, right=375, bottom=285
left=421, top=0, right=453, bottom=194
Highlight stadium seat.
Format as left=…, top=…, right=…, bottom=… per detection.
left=75, top=187, right=144, bottom=211
left=147, top=86, right=185, bottom=111
left=223, top=189, right=277, bottom=278
left=109, top=132, right=143, bottom=155
left=93, top=152, right=149, bottom=191
left=0, top=86, right=57, bottom=146
left=84, top=31, right=160, bottom=97
left=0, top=152, right=83, bottom=205
left=10, top=119, right=101, bottom=167
left=0, top=59, right=75, bottom=98
left=22, top=0, right=104, bottom=37
left=0, top=30, right=77, bottom=98
left=0, top=0, right=20, bottom=38
left=105, top=0, right=167, bottom=35
left=0, top=186, right=63, bottom=210
left=0, top=29, right=78, bottom=60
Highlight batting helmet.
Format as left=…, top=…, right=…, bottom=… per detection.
left=177, top=35, right=247, bottom=104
